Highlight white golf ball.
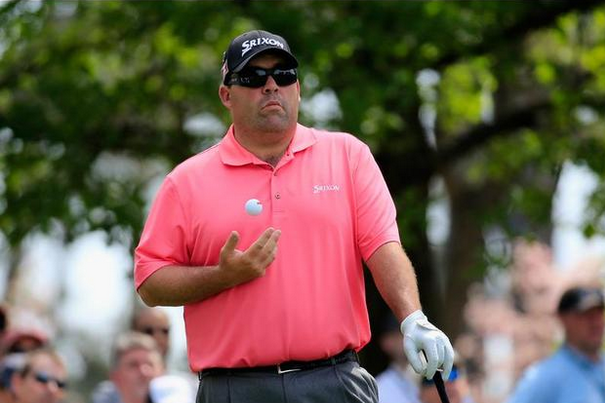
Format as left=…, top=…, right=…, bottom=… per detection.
left=245, top=199, right=263, bottom=216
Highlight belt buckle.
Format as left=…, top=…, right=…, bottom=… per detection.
left=277, top=364, right=301, bottom=374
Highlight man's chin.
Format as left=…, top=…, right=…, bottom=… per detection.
left=256, top=117, right=292, bottom=133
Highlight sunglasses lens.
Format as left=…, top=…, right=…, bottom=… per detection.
left=142, top=327, right=169, bottom=336
left=230, top=67, right=297, bottom=88
left=34, top=372, right=67, bottom=389
left=272, top=69, right=297, bottom=86
left=238, top=69, right=268, bottom=88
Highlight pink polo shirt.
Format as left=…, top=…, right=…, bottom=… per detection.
left=135, top=123, right=400, bottom=371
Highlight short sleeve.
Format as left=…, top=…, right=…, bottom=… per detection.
left=134, top=177, right=190, bottom=289
left=353, top=143, right=400, bottom=262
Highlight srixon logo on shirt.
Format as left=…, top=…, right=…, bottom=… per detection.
left=313, top=184, right=340, bottom=194
left=241, top=37, right=285, bottom=56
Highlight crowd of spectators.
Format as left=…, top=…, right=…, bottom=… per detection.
left=0, top=239, right=603, bottom=403
left=0, top=304, right=195, bottom=403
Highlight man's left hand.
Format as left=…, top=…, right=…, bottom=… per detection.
left=400, top=310, right=454, bottom=380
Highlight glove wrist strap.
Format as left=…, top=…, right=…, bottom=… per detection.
left=400, top=310, right=427, bottom=334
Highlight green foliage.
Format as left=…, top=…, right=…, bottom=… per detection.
left=437, top=58, right=496, bottom=134
left=1, top=0, right=605, bottom=335
left=0, top=0, right=603, bottom=259
left=2, top=0, right=605, bottom=389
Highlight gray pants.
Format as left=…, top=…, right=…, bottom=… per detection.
left=196, top=360, right=378, bottom=403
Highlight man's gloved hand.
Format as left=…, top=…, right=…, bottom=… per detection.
left=400, top=310, right=455, bottom=380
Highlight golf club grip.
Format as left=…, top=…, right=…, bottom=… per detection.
left=433, top=372, right=450, bottom=403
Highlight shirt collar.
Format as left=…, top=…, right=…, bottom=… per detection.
left=562, top=343, right=604, bottom=368
left=219, top=123, right=317, bottom=166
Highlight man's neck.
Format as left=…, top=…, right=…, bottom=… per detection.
left=233, top=126, right=295, bottom=167
left=263, top=152, right=285, bottom=167
left=566, top=342, right=602, bottom=363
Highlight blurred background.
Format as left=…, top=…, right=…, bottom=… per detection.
left=1, top=0, right=605, bottom=402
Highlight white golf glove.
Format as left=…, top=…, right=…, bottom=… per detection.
left=400, top=310, right=454, bottom=380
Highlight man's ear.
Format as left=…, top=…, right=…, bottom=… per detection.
left=297, top=81, right=301, bottom=102
left=219, top=85, right=231, bottom=107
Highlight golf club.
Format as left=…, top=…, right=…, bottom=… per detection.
left=433, top=371, right=450, bottom=403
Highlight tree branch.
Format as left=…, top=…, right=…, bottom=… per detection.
left=438, top=100, right=551, bottom=166
left=378, top=99, right=553, bottom=189
left=431, top=0, right=605, bottom=71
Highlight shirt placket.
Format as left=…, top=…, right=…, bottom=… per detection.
left=270, top=168, right=285, bottom=213
left=271, top=151, right=294, bottom=214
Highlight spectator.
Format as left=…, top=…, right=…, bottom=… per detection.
left=419, top=365, right=475, bottom=403
left=375, top=314, right=421, bottom=403
left=131, top=306, right=197, bottom=400
left=0, top=327, right=49, bottom=403
left=131, top=307, right=171, bottom=361
left=91, top=332, right=164, bottom=403
left=0, top=353, right=25, bottom=403
left=11, top=348, right=67, bottom=403
left=1, top=329, right=47, bottom=356
left=506, top=285, right=605, bottom=403
left=0, top=305, right=8, bottom=350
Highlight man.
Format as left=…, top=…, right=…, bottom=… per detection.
left=375, top=314, right=421, bottom=403
left=1, top=329, right=48, bottom=356
left=419, top=365, right=474, bottom=403
left=10, top=348, right=67, bottom=403
left=134, top=29, right=454, bottom=403
left=507, top=285, right=605, bottom=403
left=92, top=332, right=165, bottom=403
left=132, top=307, right=171, bottom=360
left=132, top=306, right=198, bottom=400
left=0, top=353, right=23, bottom=403
left=0, top=328, right=49, bottom=403
left=0, top=305, right=7, bottom=348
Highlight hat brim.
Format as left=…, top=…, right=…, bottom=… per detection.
left=575, top=298, right=605, bottom=312
left=559, top=294, right=605, bottom=313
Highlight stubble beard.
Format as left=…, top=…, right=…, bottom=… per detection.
left=233, top=97, right=299, bottom=149
left=254, top=109, right=292, bottom=135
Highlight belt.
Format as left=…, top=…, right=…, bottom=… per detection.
left=199, top=349, right=358, bottom=379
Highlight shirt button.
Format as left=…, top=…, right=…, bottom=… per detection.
left=275, top=193, right=281, bottom=199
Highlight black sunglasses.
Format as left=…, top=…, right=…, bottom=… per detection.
left=141, top=326, right=170, bottom=336
left=226, top=67, right=297, bottom=88
left=33, top=371, right=68, bottom=389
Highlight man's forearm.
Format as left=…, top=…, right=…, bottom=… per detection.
left=368, top=241, right=455, bottom=380
left=366, top=241, right=422, bottom=322
left=137, top=228, right=281, bottom=307
left=137, top=265, right=235, bottom=307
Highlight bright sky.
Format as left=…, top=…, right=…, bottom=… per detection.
left=5, top=231, right=189, bottom=371
left=552, top=162, right=605, bottom=268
